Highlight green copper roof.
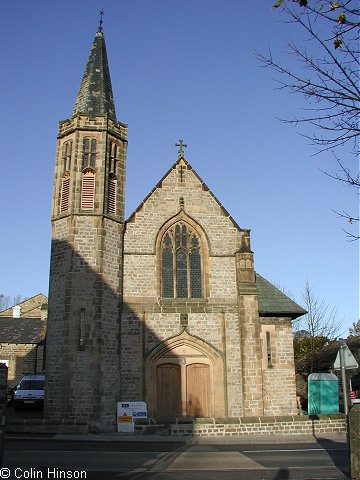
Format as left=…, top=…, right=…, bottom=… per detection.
left=256, top=273, right=306, bottom=319
left=72, top=31, right=117, bottom=120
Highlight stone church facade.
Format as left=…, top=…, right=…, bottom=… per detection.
left=45, top=26, right=305, bottom=432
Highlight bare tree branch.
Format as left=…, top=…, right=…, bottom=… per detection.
left=259, top=1, right=359, bottom=237
left=0, top=294, right=10, bottom=312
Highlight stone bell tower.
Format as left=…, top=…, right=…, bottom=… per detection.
left=45, top=22, right=127, bottom=431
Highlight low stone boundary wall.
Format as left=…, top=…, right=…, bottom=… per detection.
left=4, top=414, right=345, bottom=436
left=5, top=418, right=88, bottom=434
left=193, top=414, right=346, bottom=436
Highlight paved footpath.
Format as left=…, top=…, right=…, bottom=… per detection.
left=51, top=432, right=348, bottom=444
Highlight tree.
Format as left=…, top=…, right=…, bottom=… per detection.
left=349, top=319, right=360, bottom=336
left=0, top=294, right=10, bottom=311
left=293, top=280, right=343, bottom=407
left=13, top=294, right=22, bottom=306
left=0, top=294, right=23, bottom=312
left=258, top=1, right=360, bottom=238
left=295, top=279, right=343, bottom=339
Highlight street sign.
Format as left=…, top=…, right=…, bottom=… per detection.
left=334, top=344, right=359, bottom=370
left=117, top=401, right=147, bottom=433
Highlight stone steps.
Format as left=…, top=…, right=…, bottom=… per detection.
left=135, top=417, right=194, bottom=436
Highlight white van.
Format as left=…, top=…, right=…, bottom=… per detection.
left=13, top=374, right=45, bottom=410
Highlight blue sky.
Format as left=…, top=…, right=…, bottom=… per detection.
left=0, top=1, right=358, bottom=334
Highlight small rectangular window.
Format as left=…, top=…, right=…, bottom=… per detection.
left=266, top=331, right=272, bottom=367
left=66, top=140, right=72, bottom=170
left=62, top=143, right=67, bottom=171
left=109, top=141, right=117, bottom=173
left=90, top=139, right=97, bottom=169
left=79, top=309, right=85, bottom=349
left=83, top=138, right=90, bottom=169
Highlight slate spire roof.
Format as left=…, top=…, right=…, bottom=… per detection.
left=72, top=30, right=117, bottom=121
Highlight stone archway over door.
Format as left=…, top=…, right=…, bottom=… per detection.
left=186, top=363, right=210, bottom=417
left=146, top=329, right=225, bottom=419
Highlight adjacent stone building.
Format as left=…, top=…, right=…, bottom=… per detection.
left=45, top=25, right=306, bottom=431
left=0, top=294, right=47, bottom=384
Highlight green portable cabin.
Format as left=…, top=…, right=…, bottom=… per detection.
left=308, top=372, right=339, bottom=415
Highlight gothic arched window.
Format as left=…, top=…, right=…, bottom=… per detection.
left=61, top=140, right=72, bottom=172
left=161, top=222, right=202, bottom=298
left=108, top=142, right=117, bottom=174
left=82, top=138, right=97, bottom=169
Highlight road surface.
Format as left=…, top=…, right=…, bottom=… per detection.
left=2, top=435, right=349, bottom=480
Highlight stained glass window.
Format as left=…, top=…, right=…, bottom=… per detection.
left=161, top=222, right=202, bottom=298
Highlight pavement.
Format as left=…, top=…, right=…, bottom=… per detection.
left=6, top=431, right=348, bottom=445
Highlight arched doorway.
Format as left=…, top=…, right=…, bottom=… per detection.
left=146, top=330, right=225, bottom=419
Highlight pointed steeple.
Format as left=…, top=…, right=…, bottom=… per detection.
left=72, top=29, right=117, bottom=121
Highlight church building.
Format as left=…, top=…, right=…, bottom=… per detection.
left=45, top=24, right=305, bottom=432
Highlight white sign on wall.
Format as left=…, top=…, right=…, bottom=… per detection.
left=117, top=401, right=147, bottom=433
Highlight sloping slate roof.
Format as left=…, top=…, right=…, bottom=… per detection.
left=256, top=273, right=306, bottom=319
left=0, top=293, right=47, bottom=318
left=0, top=318, right=43, bottom=343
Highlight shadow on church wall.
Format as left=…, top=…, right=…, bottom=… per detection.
left=45, top=238, right=207, bottom=431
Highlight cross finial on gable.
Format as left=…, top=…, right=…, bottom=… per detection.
left=175, top=139, right=187, bottom=157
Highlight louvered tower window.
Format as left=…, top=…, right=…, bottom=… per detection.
left=81, top=170, right=95, bottom=210
left=107, top=175, right=117, bottom=214
left=83, top=138, right=97, bottom=169
left=60, top=172, right=70, bottom=212
left=161, top=222, right=202, bottom=298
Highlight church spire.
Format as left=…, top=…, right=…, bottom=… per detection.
left=72, top=21, right=117, bottom=121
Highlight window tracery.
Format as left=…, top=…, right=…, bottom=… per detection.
left=61, top=140, right=72, bottom=172
left=161, top=222, right=202, bottom=298
left=82, top=138, right=97, bottom=169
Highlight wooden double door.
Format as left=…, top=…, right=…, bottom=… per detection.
left=156, top=362, right=211, bottom=418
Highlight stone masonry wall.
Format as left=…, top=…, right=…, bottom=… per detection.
left=0, top=343, right=44, bottom=384
left=46, top=215, right=123, bottom=431
left=121, top=159, right=246, bottom=417
left=124, top=160, right=242, bottom=257
left=193, top=414, right=346, bottom=436
left=123, top=160, right=242, bottom=308
left=260, top=318, right=298, bottom=416
left=121, top=158, right=298, bottom=419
